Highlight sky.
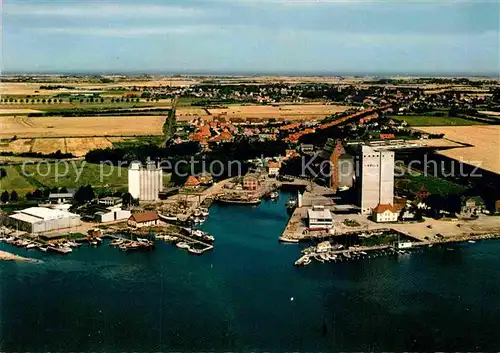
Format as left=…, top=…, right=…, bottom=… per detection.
left=1, top=0, right=499, bottom=75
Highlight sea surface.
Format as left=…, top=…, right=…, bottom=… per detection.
left=1, top=191, right=500, bottom=352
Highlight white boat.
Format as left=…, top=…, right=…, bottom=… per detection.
left=269, top=191, right=279, bottom=199
left=158, top=213, right=178, bottom=222
left=137, top=238, right=149, bottom=243
left=188, top=246, right=203, bottom=255
left=38, top=246, right=48, bottom=252
left=468, top=240, right=476, bottom=244
left=176, top=242, right=190, bottom=249
left=25, top=243, right=37, bottom=249
left=193, top=209, right=202, bottom=217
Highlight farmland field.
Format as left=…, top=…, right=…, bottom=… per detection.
left=21, top=161, right=129, bottom=190
left=0, top=115, right=165, bottom=138
left=417, top=125, right=500, bottom=174
left=207, top=103, right=352, bottom=121
left=392, top=115, right=484, bottom=126
left=0, top=166, right=36, bottom=194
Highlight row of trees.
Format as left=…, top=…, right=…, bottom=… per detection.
left=1, top=190, right=18, bottom=203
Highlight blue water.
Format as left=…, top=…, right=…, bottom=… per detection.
left=1, top=191, right=500, bottom=352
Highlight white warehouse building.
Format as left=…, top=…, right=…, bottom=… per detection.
left=7, top=207, right=81, bottom=234
left=128, top=161, right=163, bottom=201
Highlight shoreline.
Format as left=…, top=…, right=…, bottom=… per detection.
left=0, top=250, right=39, bottom=263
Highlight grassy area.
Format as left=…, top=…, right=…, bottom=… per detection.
left=396, top=172, right=467, bottom=197
left=0, top=166, right=36, bottom=194
left=392, top=115, right=484, bottom=126
left=22, top=161, right=129, bottom=190
left=112, top=135, right=164, bottom=148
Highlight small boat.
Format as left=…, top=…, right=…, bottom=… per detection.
left=90, top=241, right=98, bottom=246
left=320, top=253, right=330, bottom=262
left=158, top=213, right=178, bottom=222
left=193, top=209, right=202, bottom=217
left=286, top=199, right=297, bottom=210
left=25, top=243, right=37, bottom=249
left=188, top=247, right=203, bottom=255
left=95, top=237, right=103, bottom=243
left=38, top=246, right=48, bottom=252
left=176, top=242, right=190, bottom=249
left=109, top=239, right=124, bottom=246
left=468, top=240, right=476, bottom=244
left=269, top=191, right=279, bottom=200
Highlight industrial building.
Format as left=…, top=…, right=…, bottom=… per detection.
left=359, top=145, right=395, bottom=215
left=307, top=205, right=333, bottom=230
left=94, top=206, right=131, bottom=223
left=6, top=207, right=81, bottom=234
left=128, top=161, right=163, bottom=201
left=321, top=139, right=354, bottom=192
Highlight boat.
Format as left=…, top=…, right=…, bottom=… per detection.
left=286, top=199, right=297, bottom=210
left=314, top=254, right=324, bottom=263
left=109, top=239, right=124, bottom=246
left=38, top=246, right=48, bottom=252
left=269, top=191, right=279, bottom=200
left=188, top=246, right=203, bottom=255
left=468, top=240, right=476, bottom=244
left=176, top=242, right=190, bottom=249
left=95, top=237, right=103, bottom=243
left=90, top=240, right=98, bottom=246
left=320, top=253, right=330, bottom=262
left=193, top=209, right=202, bottom=217
left=200, top=208, right=210, bottom=217
left=217, top=196, right=261, bottom=205
left=294, top=255, right=311, bottom=266
left=25, top=243, right=37, bottom=249
left=158, top=213, right=179, bottom=222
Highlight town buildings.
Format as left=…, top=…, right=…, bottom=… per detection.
left=267, top=161, right=281, bottom=177
left=359, top=145, right=395, bottom=215
left=128, top=161, right=163, bottom=201
left=6, top=207, right=81, bottom=234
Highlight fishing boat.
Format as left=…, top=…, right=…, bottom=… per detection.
left=217, top=196, right=261, bottom=205
left=176, top=242, right=190, bottom=249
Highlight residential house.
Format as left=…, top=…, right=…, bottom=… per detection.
left=460, top=196, right=485, bottom=217
left=127, top=211, right=160, bottom=228
left=243, top=174, right=259, bottom=191
left=371, top=204, right=399, bottom=223
left=267, top=161, right=281, bottom=177
left=184, top=176, right=201, bottom=190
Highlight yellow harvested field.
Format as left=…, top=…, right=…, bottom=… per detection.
left=65, top=137, right=120, bottom=156
left=407, top=138, right=465, bottom=149
left=207, top=104, right=352, bottom=121
left=0, top=139, right=33, bottom=154
left=0, top=108, right=43, bottom=114
left=32, top=138, right=66, bottom=154
left=0, top=115, right=165, bottom=138
left=417, top=125, right=500, bottom=174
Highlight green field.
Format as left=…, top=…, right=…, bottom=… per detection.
left=21, top=161, right=129, bottom=190
left=392, top=115, right=484, bottom=126
left=0, top=166, right=36, bottom=194
left=1, top=161, right=172, bottom=198
left=396, top=172, right=467, bottom=197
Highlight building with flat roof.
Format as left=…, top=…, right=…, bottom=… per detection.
left=128, top=161, right=163, bottom=201
left=7, top=207, right=81, bottom=234
left=359, top=145, right=394, bottom=215
left=307, top=205, right=333, bottom=230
